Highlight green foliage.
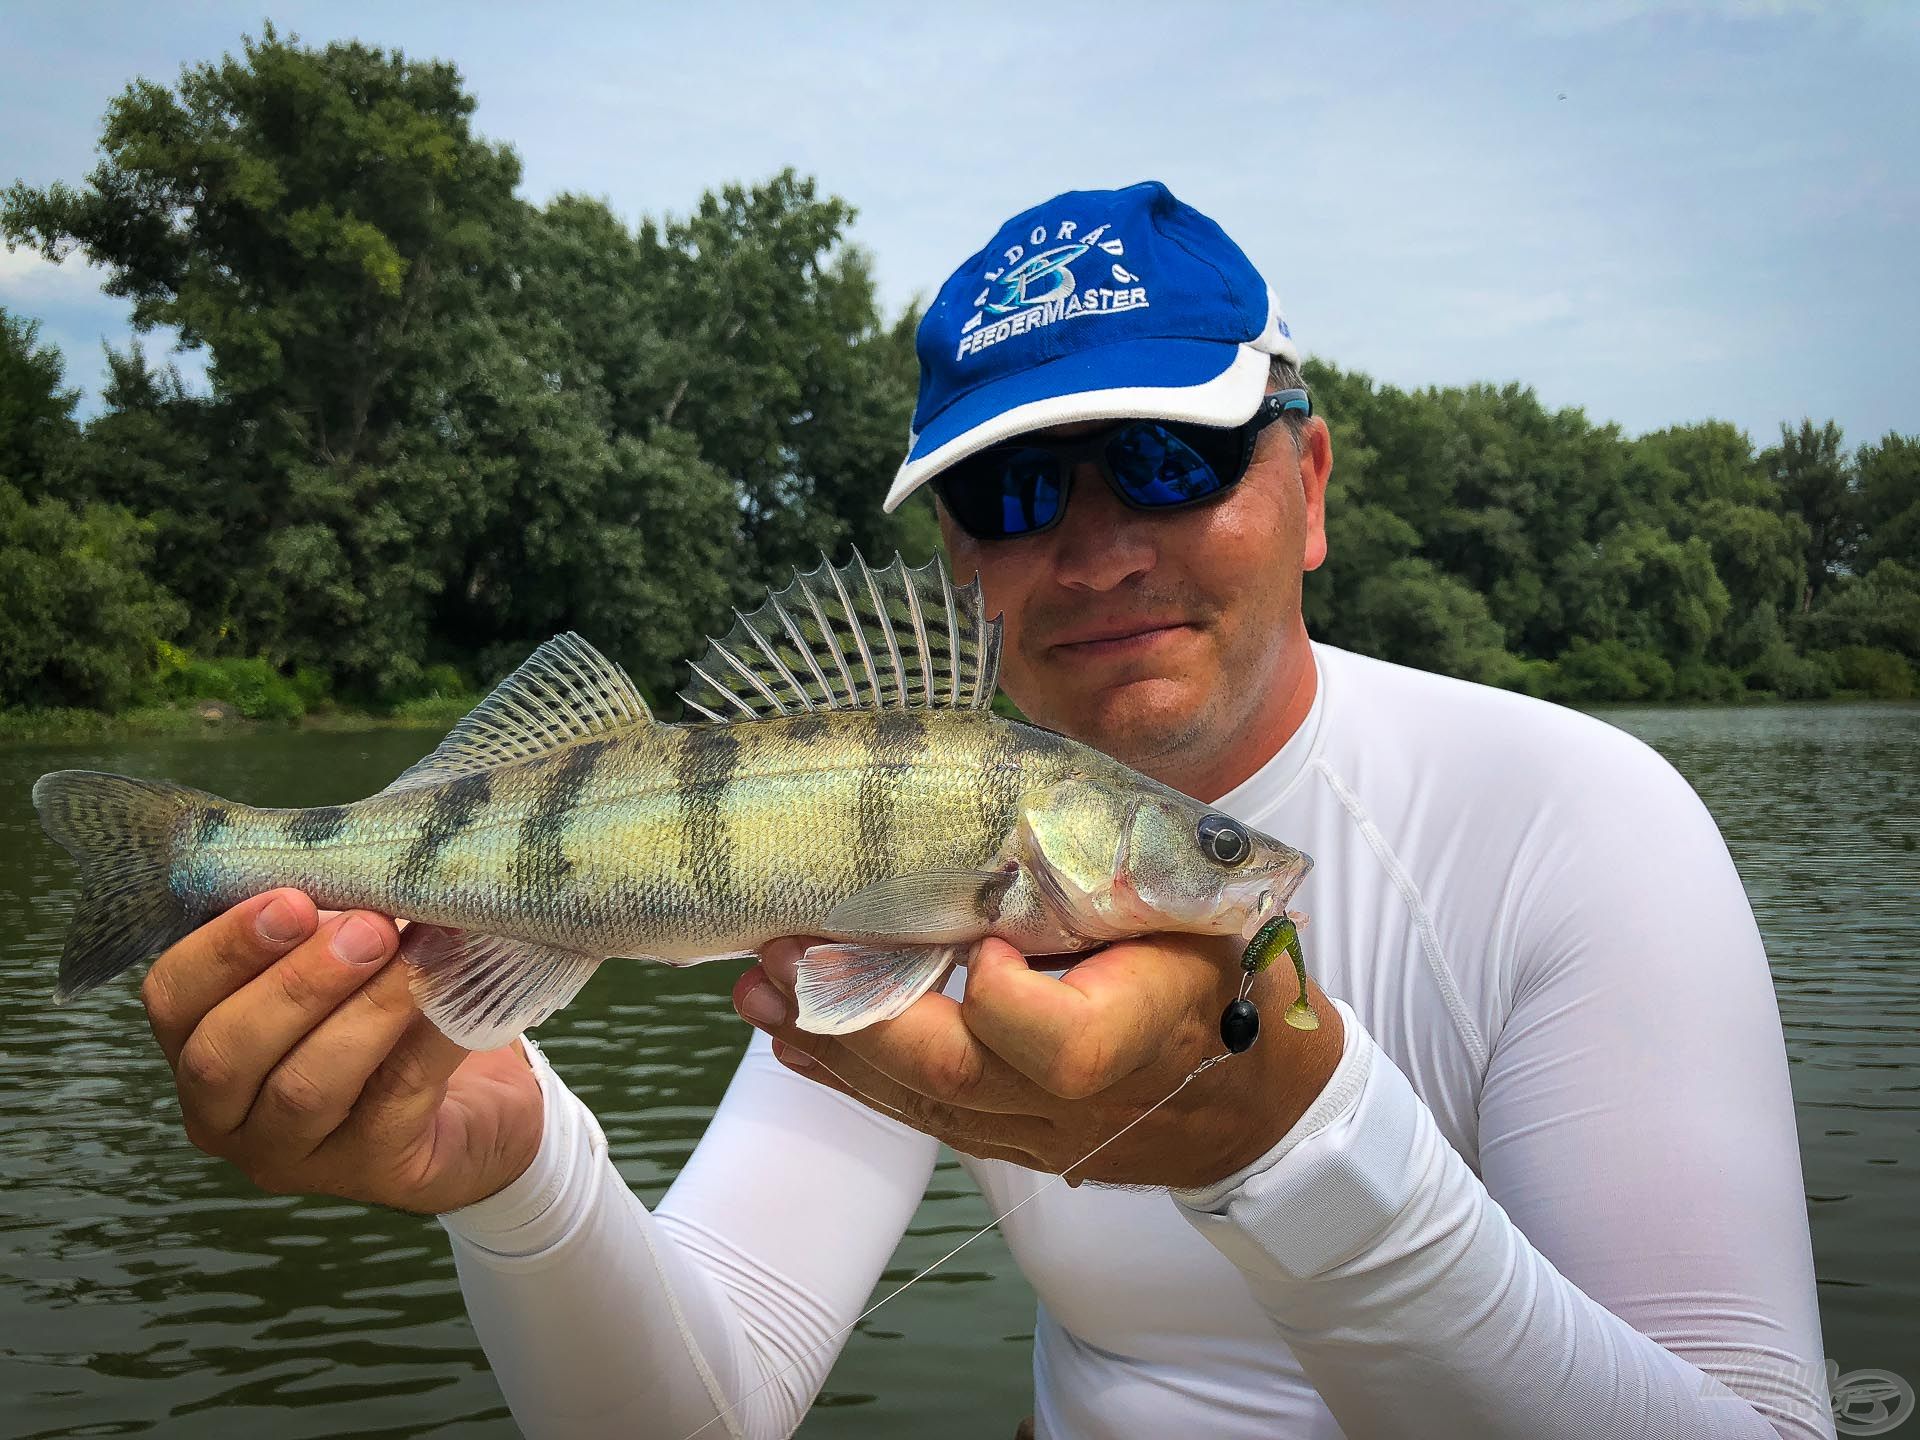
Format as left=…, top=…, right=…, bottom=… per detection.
left=1745, top=642, right=1838, bottom=700
left=388, top=692, right=482, bottom=728
left=146, top=648, right=308, bottom=721
left=1, top=28, right=1913, bottom=722
left=0, top=308, right=79, bottom=494
left=1829, top=646, right=1915, bottom=700
left=1550, top=640, right=1675, bottom=703
left=1671, top=659, right=1746, bottom=703
left=1796, top=560, right=1920, bottom=662
left=1763, top=419, right=1854, bottom=606
left=1319, top=556, right=1517, bottom=685
left=1853, top=433, right=1920, bottom=573
left=0, top=481, right=186, bottom=710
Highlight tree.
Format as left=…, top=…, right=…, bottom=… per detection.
left=1798, top=560, right=1920, bottom=663
left=1854, top=432, right=1920, bottom=574
left=1328, top=557, right=1516, bottom=685
left=1561, top=522, right=1730, bottom=662
left=638, top=171, right=925, bottom=583
left=1689, top=499, right=1806, bottom=664
left=1764, top=419, right=1854, bottom=607
left=3, top=25, right=523, bottom=462
left=3, top=27, right=531, bottom=691
left=0, top=307, right=79, bottom=497
left=0, top=481, right=186, bottom=709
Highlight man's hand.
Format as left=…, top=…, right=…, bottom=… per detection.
left=732, top=934, right=1344, bottom=1192
left=141, top=889, right=544, bottom=1215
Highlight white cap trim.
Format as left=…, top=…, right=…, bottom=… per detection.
left=885, top=341, right=1273, bottom=513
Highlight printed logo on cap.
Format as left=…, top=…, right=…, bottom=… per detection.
left=955, top=211, right=1150, bottom=363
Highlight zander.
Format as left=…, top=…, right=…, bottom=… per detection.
left=33, top=554, right=1314, bottom=1050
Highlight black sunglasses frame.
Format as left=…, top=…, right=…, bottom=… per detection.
left=933, top=388, right=1311, bottom=542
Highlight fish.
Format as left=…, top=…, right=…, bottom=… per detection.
left=31, top=553, right=1314, bottom=1049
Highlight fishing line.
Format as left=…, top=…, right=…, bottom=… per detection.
left=678, top=915, right=1317, bottom=1438
left=676, top=1047, right=1239, bottom=1440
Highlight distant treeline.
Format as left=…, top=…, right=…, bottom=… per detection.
left=2, top=28, right=1916, bottom=723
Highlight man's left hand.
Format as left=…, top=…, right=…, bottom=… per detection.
left=731, top=934, right=1344, bottom=1192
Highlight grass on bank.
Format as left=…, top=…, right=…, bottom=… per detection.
left=0, top=649, right=484, bottom=743
left=3, top=639, right=1914, bottom=746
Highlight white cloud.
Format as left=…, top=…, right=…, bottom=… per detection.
left=0, top=245, right=111, bottom=298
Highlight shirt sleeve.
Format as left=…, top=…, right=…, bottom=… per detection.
left=439, top=1030, right=938, bottom=1439
left=1173, top=742, right=1833, bottom=1440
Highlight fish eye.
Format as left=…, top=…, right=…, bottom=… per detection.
left=1197, top=814, right=1251, bottom=867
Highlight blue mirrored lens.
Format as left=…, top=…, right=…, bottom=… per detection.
left=1106, top=424, right=1226, bottom=506
left=988, top=448, right=1063, bottom=535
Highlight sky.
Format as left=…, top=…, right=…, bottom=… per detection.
left=2, top=0, right=1915, bottom=447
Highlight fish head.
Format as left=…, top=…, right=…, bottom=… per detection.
left=1018, top=779, right=1312, bottom=941
left=1116, top=790, right=1312, bottom=938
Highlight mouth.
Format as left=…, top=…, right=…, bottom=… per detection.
left=1239, top=889, right=1278, bottom=940
left=1047, top=619, right=1193, bottom=659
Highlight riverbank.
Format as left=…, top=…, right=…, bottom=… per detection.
left=0, top=695, right=482, bottom=745
left=9, top=687, right=1911, bottom=747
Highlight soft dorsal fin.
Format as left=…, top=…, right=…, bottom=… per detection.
left=383, top=633, right=652, bottom=794
left=677, top=551, right=1002, bottom=721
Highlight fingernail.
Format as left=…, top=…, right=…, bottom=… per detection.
left=258, top=895, right=308, bottom=943
left=773, top=1040, right=814, bottom=1070
left=332, top=915, right=390, bottom=966
left=739, top=983, right=791, bottom=1027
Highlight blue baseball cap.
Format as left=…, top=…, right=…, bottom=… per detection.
left=885, top=180, right=1299, bottom=512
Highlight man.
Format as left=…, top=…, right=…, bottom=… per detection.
left=141, top=182, right=1830, bottom=1437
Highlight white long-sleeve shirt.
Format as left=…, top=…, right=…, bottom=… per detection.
left=441, top=642, right=1832, bottom=1439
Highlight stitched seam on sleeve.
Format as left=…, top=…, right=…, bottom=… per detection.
left=1313, top=756, right=1489, bottom=1071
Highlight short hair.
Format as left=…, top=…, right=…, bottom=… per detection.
left=1267, top=356, right=1312, bottom=450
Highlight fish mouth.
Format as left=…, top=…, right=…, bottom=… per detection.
left=1240, top=889, right=1278, bottom=941
left=1231, top=852, right=1312, bottom=940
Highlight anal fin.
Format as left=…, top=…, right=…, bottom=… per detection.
left=406, top=929, right=605, bottom=1051
left=794, top=942, right=963, bottom=1036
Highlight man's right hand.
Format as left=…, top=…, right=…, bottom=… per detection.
left=141, top=889, right=545, bottom=1215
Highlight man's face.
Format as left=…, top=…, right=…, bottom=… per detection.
left=937, top=411, right=1333, bottom=794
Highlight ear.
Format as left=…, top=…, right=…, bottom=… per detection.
left=1297, top=416, right=1332, bottom=573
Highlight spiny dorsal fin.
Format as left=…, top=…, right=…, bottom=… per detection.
left=677, top=551, right=1002, bottom=722
left=383, top=633, right=652, bottom=794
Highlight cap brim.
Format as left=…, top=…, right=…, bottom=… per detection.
left=885, top=339, right=1273, bottom=513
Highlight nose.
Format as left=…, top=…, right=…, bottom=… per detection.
left=1048, top=458, right=1157, bottom=592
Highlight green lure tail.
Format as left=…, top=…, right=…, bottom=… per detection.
left=1243, top=914, right=1320, bottom=1032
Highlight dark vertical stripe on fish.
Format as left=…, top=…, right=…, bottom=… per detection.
left=391, top=773, right=492, bottom=896
left=286, top=805, right=350, bottom=847
left=194, top=807, right=232, bottom=845
left=672, top=725, right=740, bottom=904
left=515, top=740, right=608, bottom=913
left=783, top=714, right=828, bottom=746
left=858, top=711, right=926, bottom=878
left=979, top=721, right=1021, bottom=848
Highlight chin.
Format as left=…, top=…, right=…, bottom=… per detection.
left=1064, top=677, right=1211, bottom=765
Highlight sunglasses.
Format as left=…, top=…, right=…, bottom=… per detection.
left=933, top=388, right=1310, bottom=541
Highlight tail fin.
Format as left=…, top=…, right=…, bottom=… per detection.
left=32, top=770, right=212, bottom=1002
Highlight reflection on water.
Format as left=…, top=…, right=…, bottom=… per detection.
left=1, top=706, right=1914, bottom=1436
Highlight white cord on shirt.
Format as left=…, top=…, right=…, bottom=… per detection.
left=677, top=1049, right=1238, bottom=1440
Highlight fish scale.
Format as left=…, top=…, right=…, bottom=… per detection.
left=33, top=552, right=1314, bottom=1050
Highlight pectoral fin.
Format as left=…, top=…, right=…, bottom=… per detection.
left=793, top=941, right=963, bottom=1036
left=822, top=869, right=1011, bottom=941
left=406, top=928, right=605, bottom=1051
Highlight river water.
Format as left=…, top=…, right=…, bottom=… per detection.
left=1, top=703, right=1914, bottom=1437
